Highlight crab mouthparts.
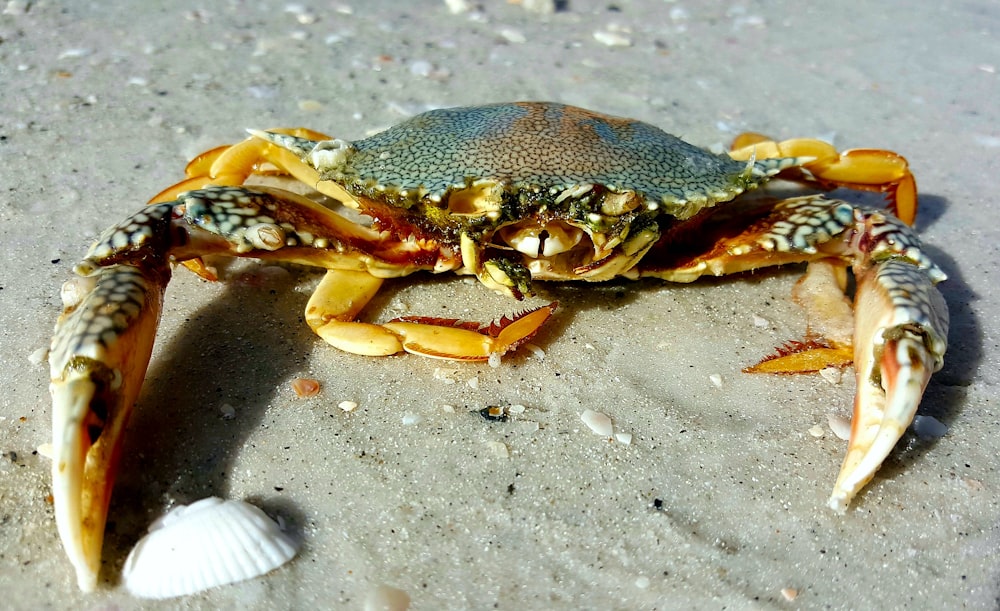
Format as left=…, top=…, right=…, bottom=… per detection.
left=500, top=221, right=586, bottom=258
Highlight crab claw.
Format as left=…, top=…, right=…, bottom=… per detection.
left=828, top=259, right=949, bottom=512
left=49, top=263, right=168, bottom=590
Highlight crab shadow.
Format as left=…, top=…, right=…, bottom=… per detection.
left=102, top=271, right=314, bottom=580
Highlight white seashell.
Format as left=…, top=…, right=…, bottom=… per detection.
left=122, top=497, right=298, bottom=599
left=614, top=432, right=633, bottom=445
left=827, top=414, right=852, bottom=441
left=364, top=584, right=411, bottom=611
left=580, top=409, right=613, bottom=437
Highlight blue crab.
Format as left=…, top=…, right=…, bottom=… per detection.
left=49, top=102, right=948, bottom=590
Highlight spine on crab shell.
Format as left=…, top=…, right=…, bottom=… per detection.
left=246, top=129, right=322, bottom=158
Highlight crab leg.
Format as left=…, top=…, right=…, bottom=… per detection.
left=149, top=127, right=365, bottom=211
left=47, top=189, right=385, bottom=590
left=639, top=195, right=948, bottom=509
left=304, top=268, right=555, bottom=360
left=51, top=186, right=556, bottom=588
left=149, top=128, right=354, bottom=282
left=728, top=135, right=918, bottom=225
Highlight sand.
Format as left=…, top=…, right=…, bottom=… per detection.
left=0, top=1, right=997, bottom=608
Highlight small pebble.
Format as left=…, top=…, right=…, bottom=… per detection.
left=913, top=415, right=948, bottom=439
left=401, top=412, right=421, bottom=425
left=408, top=60, right=434, bottom=77
left=519, top=421, right=540, bottom=433
left=963, top=477, right=984, bottom=492
left=708, top=374, right=723, bottom=388
left=499, top=28, right=527, bottom=44
left=298, top=99, right=324, bottom=111
left=284, top=4, right=319, bottom=24
left=593, top=28, right=632, bottom=47
left=488, top=441, right=509, bottom=458
left=819, top=367, right=843, bottom=385
left=524, top=344, right=545, bottom=360
left=443, top=0, right=469, bottom=14
left=219, top=403, right=236, bottom=420
left=3, top=1, right=29, bottom=16
left=27, top=346, right=47, bottom=366
left=807, top=424, right=825, bottom=438
left=480, top=406, right=508, bottom=422
left=291, top=377, right=321, bottom=398
left=338, top=400, right=358, bottom=412
left=433, top=367, right=459, bottom=384
left=58, top=48, right=91, bottom=59
left=669, top=7, right=689, bottom=21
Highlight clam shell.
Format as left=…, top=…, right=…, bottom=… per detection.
left=122, top=497, right=298, bottom=599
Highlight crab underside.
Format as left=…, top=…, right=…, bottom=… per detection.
left=48, top=102, right=948, bottom=592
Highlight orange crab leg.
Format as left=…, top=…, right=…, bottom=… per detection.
left=638, top=194, right=948, bottom=509
left=150, top=127, right=342, bottom=204
left=746, top=259, right=856, bottom=373
left=729, top=135, right=917, bottom=225
left=305, top=268, right=555, bottom=360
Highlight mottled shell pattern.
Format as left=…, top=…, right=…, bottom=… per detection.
left=268, top=102, right=795, bottom=240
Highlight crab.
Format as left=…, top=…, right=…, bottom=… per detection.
left=49, top=102, right=948, bottom=591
